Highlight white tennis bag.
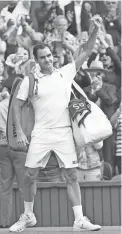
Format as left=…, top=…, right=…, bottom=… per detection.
left=69, top=81, right=113, bottom=151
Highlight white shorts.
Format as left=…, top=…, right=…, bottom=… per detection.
left=25, top=127, right=78, bottom=168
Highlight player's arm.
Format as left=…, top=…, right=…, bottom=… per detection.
left=75, top=15, right=102, bottom=71
left=13, top=77, right=29, bottom=149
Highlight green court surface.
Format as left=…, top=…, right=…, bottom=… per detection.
left=0, top=226, right=121, bottom=234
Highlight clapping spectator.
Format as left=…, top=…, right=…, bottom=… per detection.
left=1, top=0, right=31, bottom=42
left=44, top=15, right=79, bottom=67
left=7, top=16, right=43, bottom=59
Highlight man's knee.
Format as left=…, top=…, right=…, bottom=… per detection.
left=62, top=168, right=78, bottom=184
left=24, top=168, right=39, bottom=187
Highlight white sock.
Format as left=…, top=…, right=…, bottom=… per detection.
left=72, top=205, right=84, bottom=222
left=24, top=201, right=34, bottom=215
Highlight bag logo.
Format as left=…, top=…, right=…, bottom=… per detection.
left=69, top=98, right=91, bottom=125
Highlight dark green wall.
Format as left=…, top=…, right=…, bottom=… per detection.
left=1, top=181, right=120, bottom=227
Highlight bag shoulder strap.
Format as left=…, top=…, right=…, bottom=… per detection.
left=72, top=80, right=88, bottom=100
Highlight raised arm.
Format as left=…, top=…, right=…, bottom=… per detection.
left=6, top=16, right=22, bottom=45
left=74, top=15, right=102, bottom=71
left=23, top=22, right=44, bottom=42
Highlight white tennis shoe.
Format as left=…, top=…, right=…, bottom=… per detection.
left=73, top=216, right=101, bottom=231
left=9, top=213, right=37, bottom=232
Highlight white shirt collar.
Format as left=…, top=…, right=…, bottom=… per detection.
left=33, top=65, right=59, bottom=79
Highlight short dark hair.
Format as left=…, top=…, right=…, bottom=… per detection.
left=33, top=43, right=50, bottom=59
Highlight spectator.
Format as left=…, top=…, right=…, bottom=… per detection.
left=110, top=102, right=122, bottom=174
left=75, top=19, right=114, bottom=72
left=103, top=0, right=121, bottom=53
left=5, top=47, right=35, bottom=76
left=1, top=0, right=31, bottom=43
left=0, top=16, right=7, bottom=61
left=86, top=19, right=114, bottom=69
left=17, top=17, right=43, bottom=57
left=65, top=0, right=96, bottom=37
left=1, top=0, right=31, bottom=59
left=102, top=162, right=113, bottom=180
left=0, top=78, right=25, bottom=228
left=0, top=61, right=5, bottom=85
left=34, top=0, right=63, bottom=34
left=0, top=87, right=10, bottom=227
left=89, top=20, right=114, bottom=50
left=77, top=141, right=103, bottom=181
left=83, top=60, right=104, bottom=102
left=96, top=31, right=121, bottom=118
left=1, top=0, right=31, bottom=23
left=6, top=16, right=43, bottom=59
left=95, top=33, right=121, bottom=171
left=44, top=15, right=78, bottom=51
left=44, top=15, right=79, bottom=67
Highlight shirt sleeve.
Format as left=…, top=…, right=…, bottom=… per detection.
left=16, top=76, right=29, bottom=101
left=59, top=61, right=77, bottom=83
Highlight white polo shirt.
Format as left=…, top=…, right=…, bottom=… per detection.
left=17, top=62, right=77, bottom=130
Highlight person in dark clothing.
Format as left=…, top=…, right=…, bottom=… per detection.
left=102, top=1, right=121, bottom=53
left=35, top=1, right=63, bottom=34
left=95, top=33, right=121, bottom=173
left=65, top=0, right=96, bottom=37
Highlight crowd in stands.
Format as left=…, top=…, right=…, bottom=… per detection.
left=0, top=0, right=121, bottom=187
